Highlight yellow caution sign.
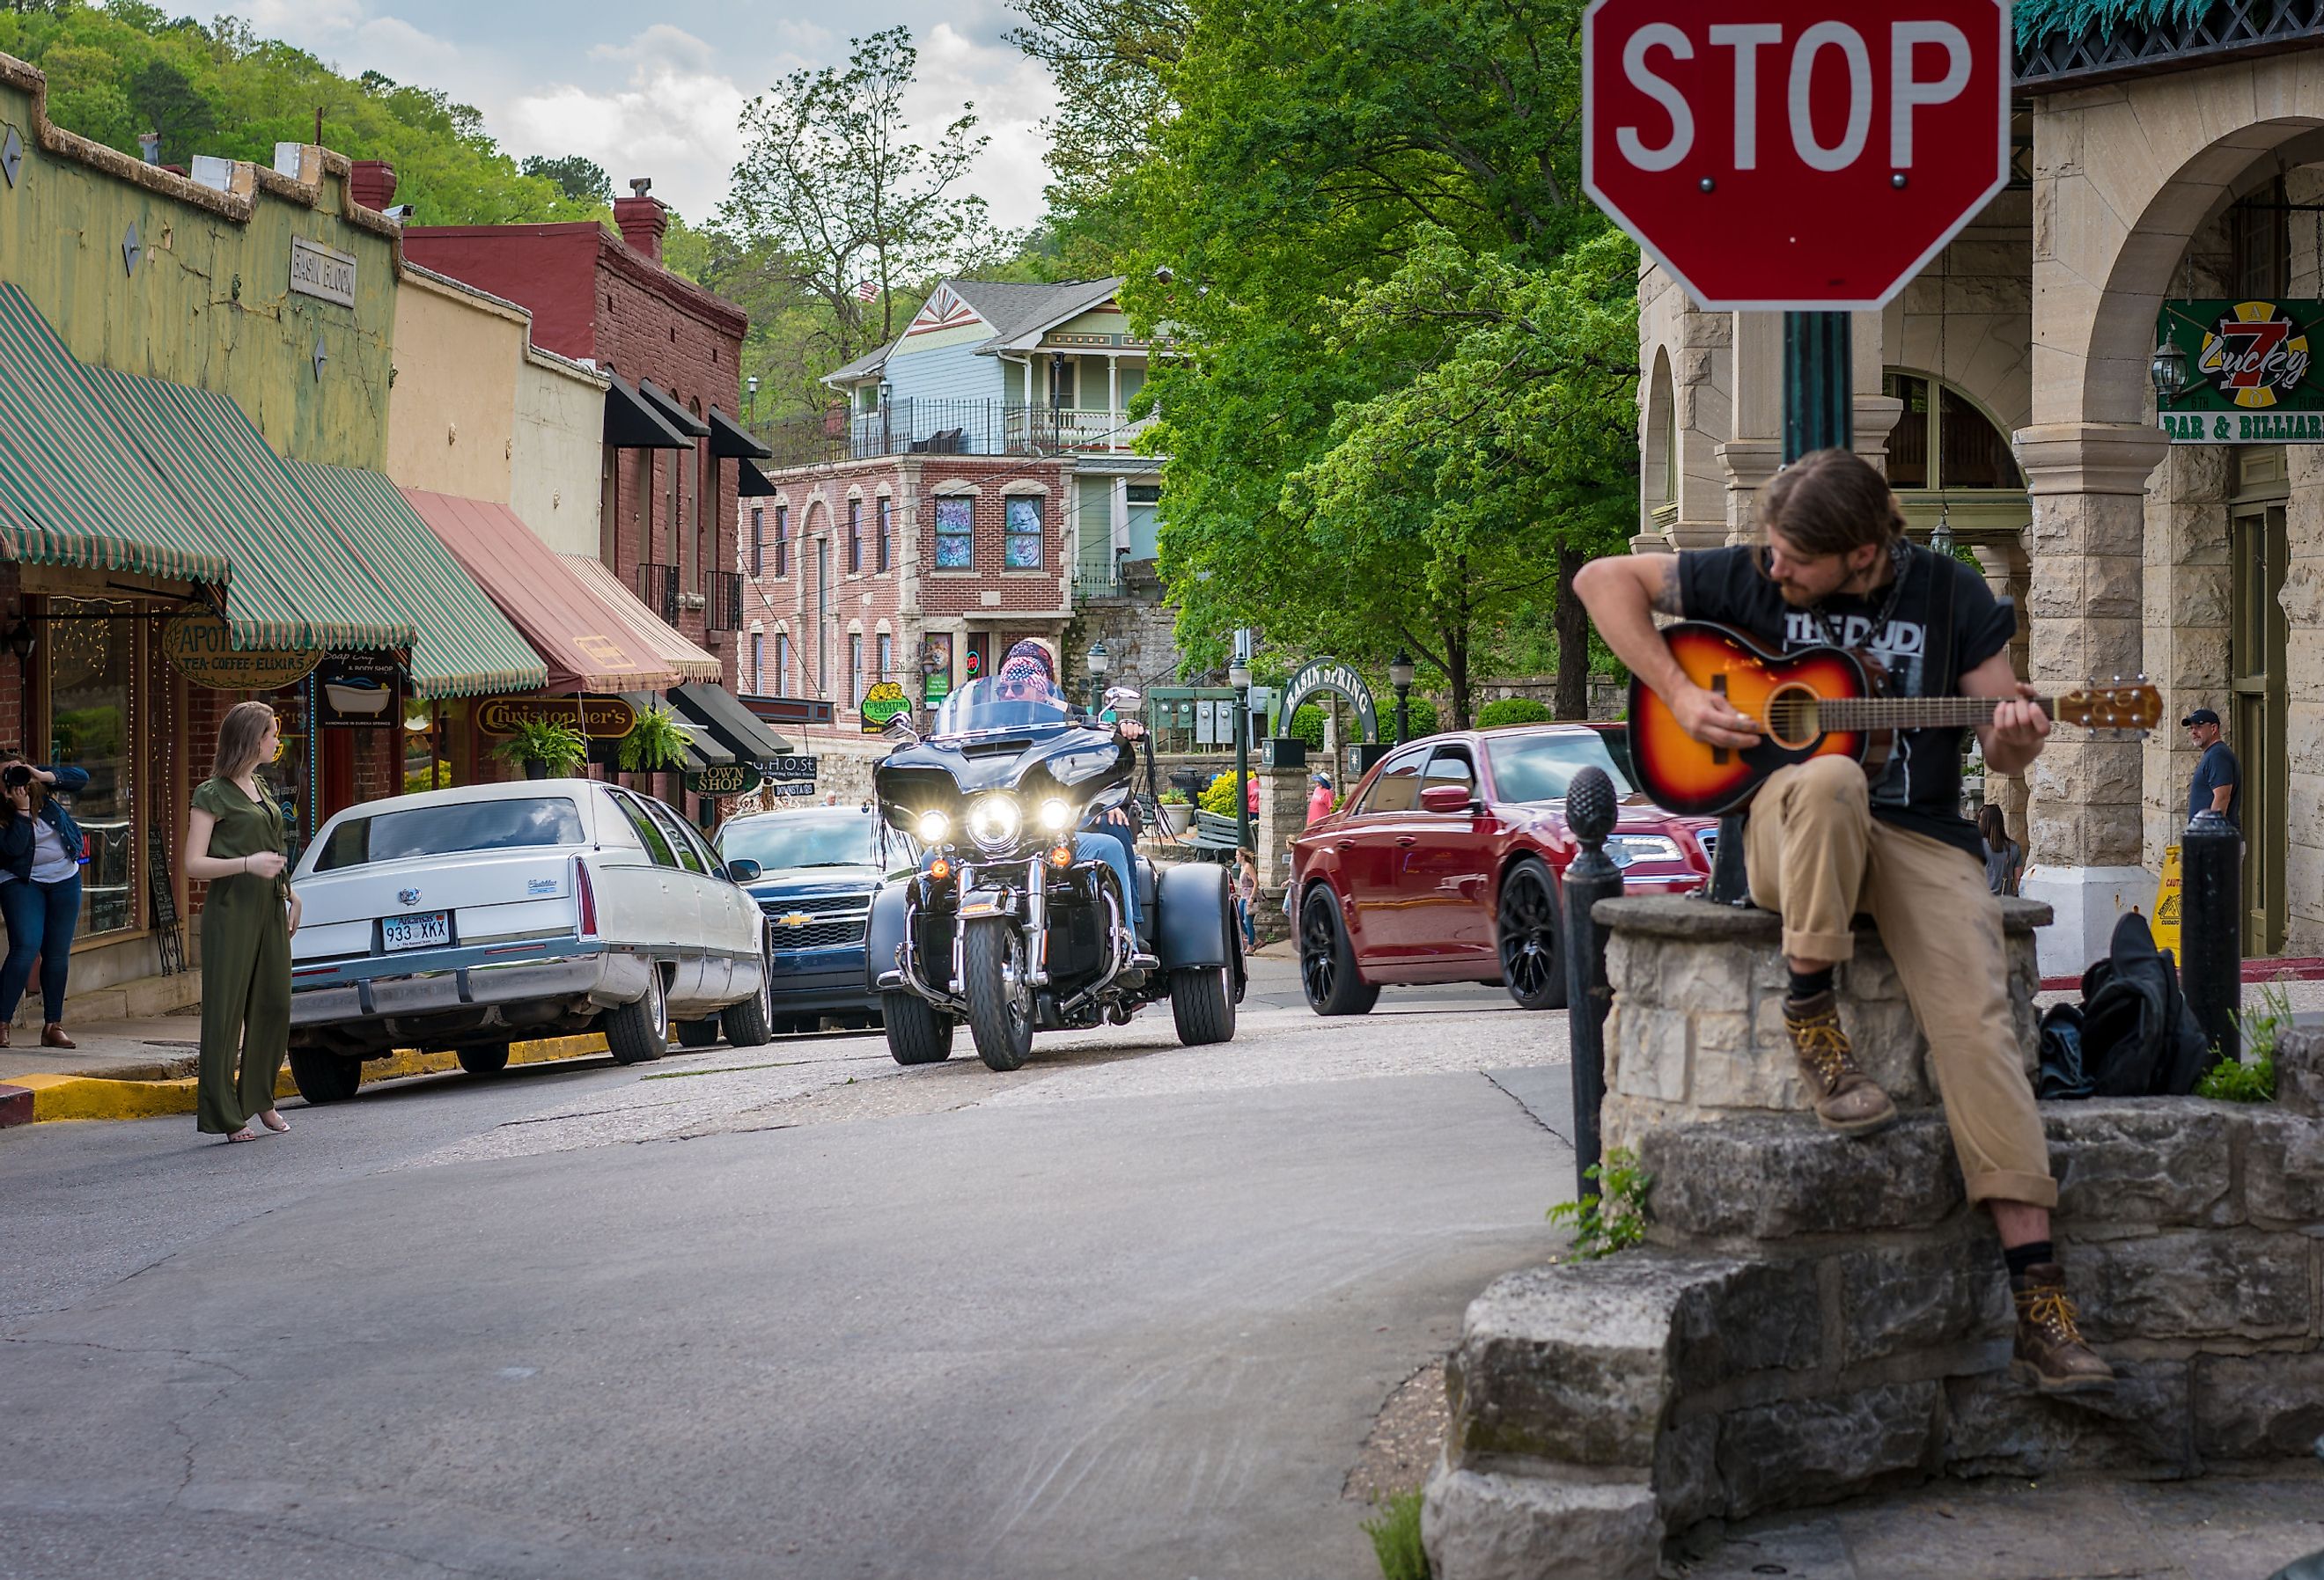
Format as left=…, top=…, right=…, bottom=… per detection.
left=2152, top=844, right=2182, bottom=959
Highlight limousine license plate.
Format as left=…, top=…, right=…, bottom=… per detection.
left=382, top=910, right=451, bottom=952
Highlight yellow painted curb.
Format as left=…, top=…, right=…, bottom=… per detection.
left=8, top=1032, right=613, bottom=1125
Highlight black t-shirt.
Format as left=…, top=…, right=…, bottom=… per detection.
left=2188, top=740, right=2240, bottom=827
left=1676, top=543, right=2016, bottom=860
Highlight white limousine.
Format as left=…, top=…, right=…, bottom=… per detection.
left=284, top=779, right=772, bottom=1102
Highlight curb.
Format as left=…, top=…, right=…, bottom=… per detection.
left=0, top=1033, right=610, bottom=1128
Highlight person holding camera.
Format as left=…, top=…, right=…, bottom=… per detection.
left=0, top=752, right=93, bottom=1048
left=186, top=702, right=300, bottom=1143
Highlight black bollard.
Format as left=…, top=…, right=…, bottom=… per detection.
left=2181, top=809, right=2242, bottom=1063
left=1562, top=766, right=1624, bottom=1199
left=1708, top=812, right=1749, bottom=904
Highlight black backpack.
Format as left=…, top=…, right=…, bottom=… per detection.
left=2036, top=910, right=2210, bottom=1099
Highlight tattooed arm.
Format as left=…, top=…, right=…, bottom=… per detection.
left=1571, top=553, right=1761, bottom=750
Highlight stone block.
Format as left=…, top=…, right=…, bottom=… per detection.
left=2193, top=1352, right=2324, bottom=1459
left=2057, top=1229, right=2314, bottom=1344
left=1943, top=1358, right=2195, bottom=1478
left=1422, top=1468, right=1660, bottom=1580
left=1605, top=931, right=1658, bottom=1004
left=1836, top=1237, right=2011, bottom=1365
left=1642, top=1114, right=1965, bottom=1243
left=2277, top=1028, right=2324, bottom=1118
left=2242, top=1107, right=2324, bottom=1224
left=1716, top=1382, right=1941, bottom=1518
left=1653, top=1415, right=1722, bottom=1534
left=1669, top=1255, right=1824, bottom=1389
left=1612, top=1007, right=1690, bottom=1103
left=1447, top=1254, right=1737, bottom=1470
left=2046, top=1099, right=2239, bottom=1230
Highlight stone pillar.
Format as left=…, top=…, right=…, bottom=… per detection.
left=2013, top=423, right=2170, bottom=977
left=1719, top=312, right=1783, bottom=546
left=1973, top=534, right=2033, bottom=849
left=2139, top=445, right=2233, bottom=872
left=1254, top=763, right=1312, bottom=901
left=2285, top=447, right=2324, bottom=955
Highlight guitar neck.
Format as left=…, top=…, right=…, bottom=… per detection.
left=1809, top=695, right=2052, bottom=729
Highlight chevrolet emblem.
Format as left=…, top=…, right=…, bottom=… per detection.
left=778, top=912, right=813, bottom=928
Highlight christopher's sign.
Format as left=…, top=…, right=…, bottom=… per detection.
left=2157, top=298, right=2324, bottom=444
left=474, top=695, right=638, bottom=739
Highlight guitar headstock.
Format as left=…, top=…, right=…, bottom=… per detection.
left=2055, top=679, right=2163, bottom=731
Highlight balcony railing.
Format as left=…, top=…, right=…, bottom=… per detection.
left=1073, top=544, right=1129, bottom=598
left=710, top=571, right=745, bottom=633
left=2015, top=0, right=2324, bottom=91
left=757, top=400, right=1159, bottom=469
left=636, top=562, right=679, bottom=626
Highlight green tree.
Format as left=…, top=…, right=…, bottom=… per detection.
left=130, top=57, right=214, bottom=163
left=521, top=154, right=613, bottom=206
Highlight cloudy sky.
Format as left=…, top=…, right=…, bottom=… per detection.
left=213, top=0, right=1057, bottom=229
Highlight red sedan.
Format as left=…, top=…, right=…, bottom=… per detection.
left=1287, top=723, right=1712, bottom=1014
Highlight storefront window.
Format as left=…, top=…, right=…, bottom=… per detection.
left=46, top=599, right=136, bottom=938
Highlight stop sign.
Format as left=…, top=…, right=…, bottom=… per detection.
left=1583, top=0, right=2011, bottom=311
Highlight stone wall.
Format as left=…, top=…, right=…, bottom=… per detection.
left=1423, top=900, right=2324, bottom=1580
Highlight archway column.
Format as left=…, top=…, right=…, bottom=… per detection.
left=2013, top=421, right=2170, bottom=975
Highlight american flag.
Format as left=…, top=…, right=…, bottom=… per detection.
left=854, top=279, right=879, bottom=302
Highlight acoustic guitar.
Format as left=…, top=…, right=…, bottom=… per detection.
left=1629, top=622, right=2164, bottom=818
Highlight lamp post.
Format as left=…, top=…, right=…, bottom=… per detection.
left=1229, top=646, right=1254, bottom=852
left=1389, top=649, right=1414, bottom=746
left=746, top=373, right=759, bottom=427
left=1085, top=636, right=1109, bottom=716
left=879, top=378, right=894, bottom=454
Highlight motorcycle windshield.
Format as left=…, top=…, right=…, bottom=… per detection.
left=930, top=676, right=1072, bottom=740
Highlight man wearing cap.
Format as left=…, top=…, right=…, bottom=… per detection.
left=2184, top=708, right=2241, bottom=828
left=1306, top=772, right=1335, bottom=827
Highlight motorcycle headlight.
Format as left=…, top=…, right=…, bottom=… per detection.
left=916, top=809, right=951, bottom=844
left=1038, top=797, right=1074, bottom=833
left=966, top=793, right=1023, bottom=851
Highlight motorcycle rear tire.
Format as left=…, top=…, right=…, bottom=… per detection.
left=962, top=917, right=1035, bottom=1072
left=1171, top=963, right=1237, bottom=1046
left=884, top=991, right=955, bottom=1065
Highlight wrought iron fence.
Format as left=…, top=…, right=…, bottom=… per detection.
left=636, top=562, right=680, bottom=626
left=754, top=400, right=1158, bottom=468
left=710, top=571, right=745, bottom=632
left=1073, top=544, right=1127, bottom=597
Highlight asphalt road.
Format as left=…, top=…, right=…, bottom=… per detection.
left=0, top=957, right=1577, bottom=1580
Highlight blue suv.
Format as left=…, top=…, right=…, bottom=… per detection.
left=715, top=805, right=916, bottom=1032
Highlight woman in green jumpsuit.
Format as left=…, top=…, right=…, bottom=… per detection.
left=188, top=702, right=302, bottom=1141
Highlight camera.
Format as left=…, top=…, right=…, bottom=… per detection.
left=3, top=765, right=32, bottom=790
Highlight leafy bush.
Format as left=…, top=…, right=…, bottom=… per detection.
left=1546, top=1148, right=1651, bottom=1259
left=1362, top=1488, right=1430, bottom=1580
left=1287, top=704, right=1327, bottom=748
left=2195, top=985, right=2291, bottom=1102
left=1477, top=697, right=1554, bottom=729
left=1198, top=770, right=1240, bottom=815
left=1396, top=696, right=1441, bottom=739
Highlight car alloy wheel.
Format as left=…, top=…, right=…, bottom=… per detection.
left=1497, top=859, right=1568, bottom=1010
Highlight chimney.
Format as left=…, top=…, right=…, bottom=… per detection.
left=349, top=158, right=398, bottom=212
left=138, top=129, right=160, bottom=164
left=614, top=177, right=666, bottom=263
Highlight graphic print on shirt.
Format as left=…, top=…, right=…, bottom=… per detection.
left=1780, top=608, right=1927, bottom=810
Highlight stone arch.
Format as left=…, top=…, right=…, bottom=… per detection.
left=1640, top=347, right=1677, bottom=537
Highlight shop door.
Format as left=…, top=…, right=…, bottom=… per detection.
left=322, top=731, right=357, bottom=822
left=2229, top=502, right=2288, bottom=957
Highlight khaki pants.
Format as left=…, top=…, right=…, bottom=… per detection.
left=1745, top=756, right=2056, bottom=1209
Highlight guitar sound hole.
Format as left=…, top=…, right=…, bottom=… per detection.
left=1764, top=684, right=1821, bottom=750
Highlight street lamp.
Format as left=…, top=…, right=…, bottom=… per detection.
left=746, top=373, right=759, bottom=425
left=1085, top=636, right=1109, bottom=716
left=1228, top=650, right=1254, bottom=852
left=1389, top=649, right=1415, bottom=746
left=2150, top=330, right=2188, bottom=405
left=879, top=378, right=894, bottom=453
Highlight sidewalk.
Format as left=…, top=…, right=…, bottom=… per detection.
left=1677, top=1466, right=2324, bottom=1579
left=0, top=1013, right=205, bottom=1085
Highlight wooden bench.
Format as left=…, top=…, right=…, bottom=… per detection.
left=1188, top=810, right=1244, bottom=863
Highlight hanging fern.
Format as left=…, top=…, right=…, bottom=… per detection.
left=618, top=705, right=695, bottom=772
left=2014, top=0, right=2223, bottom=41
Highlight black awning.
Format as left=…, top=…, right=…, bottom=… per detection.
left=672, top=682, right=796, bottom=761
left=638, top=379, right=711, bottom=438
left=605, top=375, right=697, bottom=451
left=735, top=458, right=780, bottom=497
left=708, top=406, right=772, bottom=460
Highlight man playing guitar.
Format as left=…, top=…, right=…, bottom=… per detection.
left=1574, top=448, right=2111, bottom=1394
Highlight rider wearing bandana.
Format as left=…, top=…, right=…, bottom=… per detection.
left=991, top=642, right=1151, bottom=952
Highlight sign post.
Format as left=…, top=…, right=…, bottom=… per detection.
left=1581, top=0, right=2011, bottom=896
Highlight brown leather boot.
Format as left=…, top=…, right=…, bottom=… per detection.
left=40, top=1023, right=73, bottom=1049
left=2011, top=1263, right=2115, bottom=1393
left=1783, top=990, right=1898, bottom=1136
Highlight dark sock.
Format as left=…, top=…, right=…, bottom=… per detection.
left=2004, top=1240, right=2054, bottom=1281
left=1787, top=966, right=1835, bottom=1003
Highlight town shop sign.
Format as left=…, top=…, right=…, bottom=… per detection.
left=1274, top=658, right=1380, bottom=742
left=2156, top=298, right=2324, bottom=444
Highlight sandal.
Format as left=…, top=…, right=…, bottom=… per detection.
left=259, top=1110, right=290, bottom=1134
left=224, top=1128, right=258, bottom=1143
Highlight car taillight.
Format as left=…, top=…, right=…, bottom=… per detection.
left=575, top=857, right=598, bottom=938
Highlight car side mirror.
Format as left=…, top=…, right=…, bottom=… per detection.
left=1420, top=784, right=1473, bottom=814
left=1103, top=685, right=1142, bottom=710
left=724, top=858, right=763, bottom=883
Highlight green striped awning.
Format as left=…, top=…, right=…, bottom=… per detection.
left=85, top=365, right=414, bottom=653
left=288, top=461, right=548, bottom=700
left=0, top=285, right=229, bottom=584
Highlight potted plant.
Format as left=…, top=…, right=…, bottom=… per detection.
left=1158, top=788, right=1194, bottom=835
left=492, top=717, right=589, bottom=780
left=618, top=704, right=695, bottom=772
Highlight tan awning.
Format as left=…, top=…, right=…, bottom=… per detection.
left=559, top=554, right=724, bottom=683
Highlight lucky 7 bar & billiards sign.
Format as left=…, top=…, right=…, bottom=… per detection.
left=2156, top=298, right=2324, bottom=443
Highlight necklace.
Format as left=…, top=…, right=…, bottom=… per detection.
left=1806, top=539, right=1915, bottom=652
